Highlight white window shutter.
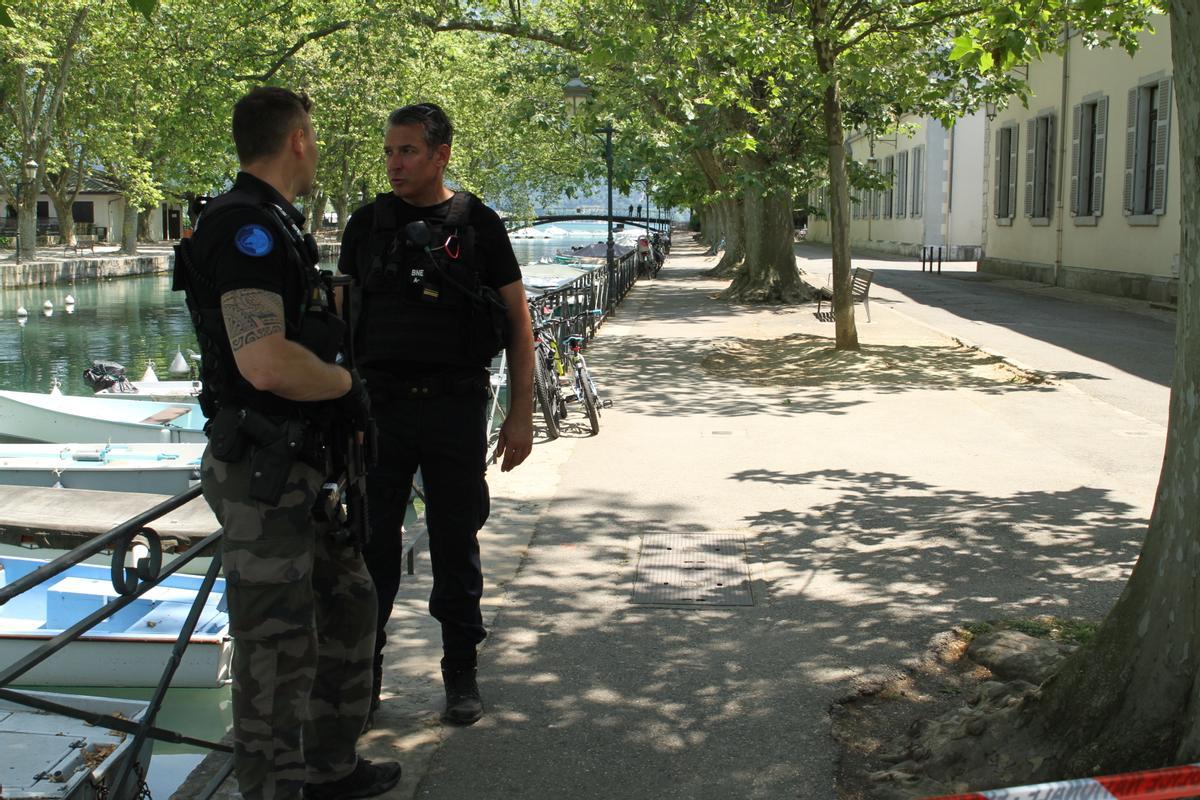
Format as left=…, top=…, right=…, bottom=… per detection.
left=912, top=146, right=923, bottom=218
left=1093, top=96, right=1108, bottom=216
left=1070, top=104, right=1081, bottom=216
left=1152, top=78, right=1171, bottom=215
left=1123, top=87, right=1137, bottom=215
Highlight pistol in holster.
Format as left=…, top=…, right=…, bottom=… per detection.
left=209, top=406, right=309, bottom=506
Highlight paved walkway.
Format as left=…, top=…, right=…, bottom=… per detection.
left=268, top=238, right=1172, bottom=800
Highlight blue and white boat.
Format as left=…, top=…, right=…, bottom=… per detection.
left=0, top=555, right=230, bottom=687
left=0, top=443, right=205, bottom=495
left=0, top=391, right=207, bottom=445
left=0, top=690, right=154, bottom=800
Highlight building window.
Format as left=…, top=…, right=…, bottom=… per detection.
left=994, top=126, right=1018, bottom=220
left=911, top=146, right=924, bottom=218
left=36, top=201, right=49, bottom=219
left=882, top=156, right=894, bottom=218
left=1024, top=113, right=1056, bottom=220
left=73, top=201, right=95, bottom=223
left=895, top=151, right=908, bottom=217
left=1123, top=78, right=1172, bottom=217
left=1071, top=98, right=1108, bottom=218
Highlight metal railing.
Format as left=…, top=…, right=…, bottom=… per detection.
left=0, top=485, right=233, bottom=799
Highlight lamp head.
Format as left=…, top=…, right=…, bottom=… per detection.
left=22, top=159, right=37, bottom=181
left=562, top=77, right=592, bottom=119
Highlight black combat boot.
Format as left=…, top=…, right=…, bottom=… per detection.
left=303, top=758, right=402, bottom=799
left=440, top=656, right=483, bottom=725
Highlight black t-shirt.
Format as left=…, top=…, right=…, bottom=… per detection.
left=186, top=172, right=309, bottom=413
left=338, top=192, right=521, bottom=291
left=192, top=172, right=306, bottom=301
left=337, top=191, right=522, bottom=376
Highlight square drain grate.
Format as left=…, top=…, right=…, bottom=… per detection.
left=631, top=533, right=754, bottom=606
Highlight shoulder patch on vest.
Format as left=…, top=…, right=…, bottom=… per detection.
left=234, top=224, right=274, bottom=257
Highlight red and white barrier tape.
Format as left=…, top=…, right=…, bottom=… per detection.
left=928, top=763, right=1200, bottom=800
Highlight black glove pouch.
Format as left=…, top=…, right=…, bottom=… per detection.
left=210, top=407, right=248, bottom=463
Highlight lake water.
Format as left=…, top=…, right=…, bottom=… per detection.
left=0, top=220, right=621, bottom=796
left=0, top=221, right=618, bottom=395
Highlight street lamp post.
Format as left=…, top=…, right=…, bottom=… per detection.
left=563, top=78, right=616, bottom=311
left=14, top=159, right=37, bottom=264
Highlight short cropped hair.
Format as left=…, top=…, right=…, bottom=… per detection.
left=387, top=102, right=454, bottom=150
left=232, top=87, right=314, bottom=164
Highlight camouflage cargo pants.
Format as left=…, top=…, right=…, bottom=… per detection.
left=202, top=446, right=377, bottom=800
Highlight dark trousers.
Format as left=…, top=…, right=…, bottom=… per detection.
left=363, top=375, right=491, bottom=665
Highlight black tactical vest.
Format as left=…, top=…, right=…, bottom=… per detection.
left=173, top=189, right=342, bottom=420
left=354, top=191, right=492, bottom=370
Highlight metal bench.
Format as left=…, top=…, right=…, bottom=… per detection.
left=64, top=234, right=97, bottom=255
left=815, top=266, right=874, bottom=322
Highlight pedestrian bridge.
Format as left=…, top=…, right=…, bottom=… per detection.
left=503, top=209, right=671, bottom=232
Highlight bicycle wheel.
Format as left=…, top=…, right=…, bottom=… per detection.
left=533, top=358, right=559, bottom=440
left=576, top=364, right=600, bottom=436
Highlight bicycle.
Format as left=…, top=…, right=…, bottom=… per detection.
left=563, top=331, right=604, bottom=435
left=530, top=304, right=607, bottom=437
left=531, top=308, right=568, bottom=440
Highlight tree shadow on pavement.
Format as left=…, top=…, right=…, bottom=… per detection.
left=418, top=473, right=1145, bottom=800
left=588, top=330, right=1054, bottom=419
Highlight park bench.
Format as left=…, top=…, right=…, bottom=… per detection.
left=64, top=234, right=97, bottom=255
left=814, top=266, right=874, bottom=323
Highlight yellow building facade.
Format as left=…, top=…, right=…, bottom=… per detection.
left=981, top=17, right=1179, bottom=304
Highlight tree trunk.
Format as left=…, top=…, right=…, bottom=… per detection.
left=306, top=190, right=325, bottom=234
left=817, top=41, right=859, bottom=349
left=708, top=198, right=746, bottom=277
left=18, top=184, right=37, bottom=262
left=121, top=199, right=138, bottom=255
left=137, top=208, right=153, bottom=242
left=47, top=194, right=75, bottom=246
left=697, top=204, right=716, bottom=250
left=333, top=195, right=350, bottom=234
left=719, top=154, right=807, bottom=302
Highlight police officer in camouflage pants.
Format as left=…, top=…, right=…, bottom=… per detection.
left=176, top=87, right=402, bottom=800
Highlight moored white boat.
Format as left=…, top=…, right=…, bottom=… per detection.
left=0, top=690, right=154, bottom=800
left=0, top=443, right=205, bottom=495
left=0, top=391, right=207, bottom=444
left=0, top=555, right=231, bottom=688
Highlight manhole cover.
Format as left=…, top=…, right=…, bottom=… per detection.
left=631, top=533, right=754, bottom=606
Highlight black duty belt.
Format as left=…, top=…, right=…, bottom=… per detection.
left=364, top=372, right=489, bottom=400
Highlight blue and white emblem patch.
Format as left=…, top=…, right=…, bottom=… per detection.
left=234, top=224, right=274, bottom=257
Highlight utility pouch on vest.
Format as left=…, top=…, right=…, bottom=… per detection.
left=239, top=409, right=309, bottom=506
left=210, top=407, right=249, bottom=463
left=468, top=285, right=510, bottom=362
left=295, top=309, right=346, bottom=363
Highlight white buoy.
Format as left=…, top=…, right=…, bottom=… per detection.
left=16, top=306, right=28, bottom=317
left=142, top=360, right=159, bottom=382
left=41, top=307, right=53, bottom=318
left=42, top=300, right=53, bottom=310
left=169, top=349, right=189, bottom=375
left=49, top=377, right=62, bottom=396
left=64, top=294, right=75, bottom=305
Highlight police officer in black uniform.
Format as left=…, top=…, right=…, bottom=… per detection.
left=338, top=102, right=534, bottom=727
left=175, top=86, right=401, bottom=800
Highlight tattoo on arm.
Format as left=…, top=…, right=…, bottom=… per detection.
left=220, top=289, right=285, bottom=352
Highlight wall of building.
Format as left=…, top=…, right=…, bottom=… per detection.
left=981, top=15, right=1180, bottom=303
left=807, top=111, right=985, bottom=260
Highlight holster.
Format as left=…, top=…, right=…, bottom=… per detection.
left=210, top=406, right=309, bottom=505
